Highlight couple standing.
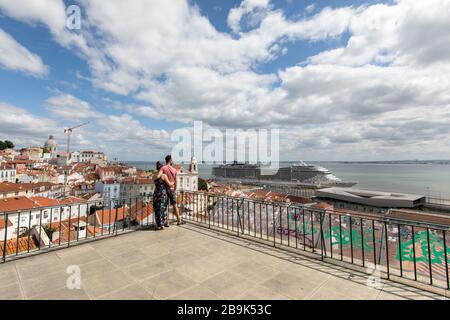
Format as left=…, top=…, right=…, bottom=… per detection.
left=153, top=155, right=185, bottom=230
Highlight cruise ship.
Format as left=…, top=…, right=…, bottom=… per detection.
left=212, top=161, right=357, bottom=188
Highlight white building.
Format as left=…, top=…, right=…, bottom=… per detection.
left=176, top=157, right=198, bottom=192
left=78, top=151, right=107, bottom=163
left=120, top=180, right=141, bottom=202
left=0, top=165, right=16, bottom=183
left=95, top=180, right=121, bottom=206
left=137, top=179, right=155, bottom=196
left=0, top=197, right=88, bottom=241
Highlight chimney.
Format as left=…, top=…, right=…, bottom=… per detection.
left=73, top=221, right=87, bottom=239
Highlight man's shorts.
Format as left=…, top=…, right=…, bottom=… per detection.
left=167, top=189, right=177, bottom=205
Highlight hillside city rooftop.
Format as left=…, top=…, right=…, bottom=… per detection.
left=0, top=139, right=450, bottom=300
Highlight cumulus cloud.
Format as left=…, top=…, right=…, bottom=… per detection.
left=2, top=0, right=450, bottom=160
left=45, top=93, right=103, bottom=120
left=0, top=28, right=48, bottom=76
left=0, top=103, right=59, bottom=146
left=308, top=0, right=450, bottom=67
left=0, top=0, right=66, bottom=34
left=227, top=0, right=271, bottom=33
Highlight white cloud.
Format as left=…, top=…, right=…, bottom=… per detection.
left=0, top=103, right=59, bottom=146
left=45, top=93, right=103, bottom=120
left=308, top=0, right=450, bottom=67
left=0, top=28, right=48, bottom=76
left=227, top=0, right=271, bottom=33
left=0, top=0, right=66, bottom=34
left=2, top=0, right=450, bottom=160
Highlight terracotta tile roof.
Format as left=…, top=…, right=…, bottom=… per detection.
left=0, top=237, right=37, bottom=256
left=0, top=182, right=60, bottom=193
left=0, top=182, right=27, bottom=193
left=0, top=218, right=13, bottom=230
left=0, top=196, right=87, bottom=213
left=311, top=202, right=334, bottom=209
left=95, top=207, right=127, bottom=225
left=0, top=197, right=40, bottom=212
left=57, top=196, right=87, bottom=205
left=29, top=197, right=60, bottom=207
left=129, top=202, right=154, bottom=222
left=137, top=178, right=154, bottom=185
left=49, top=217, right=93, bottom=243
left=287, top=195, right=314, bottom=205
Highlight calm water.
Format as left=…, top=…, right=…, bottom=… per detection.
left=125, top=161, right=450, bottom=198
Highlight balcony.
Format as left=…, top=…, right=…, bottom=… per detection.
left=0, top=192, right=449, bottom=300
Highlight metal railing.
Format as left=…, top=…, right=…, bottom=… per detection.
left=1, top=191, right=449, bottom=292
left=0, top=196, right=156, bottom=261
left=179, top=191, right=450, bottom=291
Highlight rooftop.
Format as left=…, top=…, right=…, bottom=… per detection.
left=316, top=187, right=426, bottom=208
left=0, top=224, right=446, bottom=300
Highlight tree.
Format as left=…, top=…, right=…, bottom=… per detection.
left=4, top=140, right=14, bottom=149
left=43, top=224, right=57, bottom=241
left=198, top=177, right=208, bottom=191
left=0, top=140, right=14, bottom=150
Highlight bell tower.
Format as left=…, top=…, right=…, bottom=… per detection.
left=189, top=156, right=198, bottom=173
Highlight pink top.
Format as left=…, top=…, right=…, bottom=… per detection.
left=160, top=165, right=177, bottom=190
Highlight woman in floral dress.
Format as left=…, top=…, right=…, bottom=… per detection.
left=153, top=161, right=174, bottom=230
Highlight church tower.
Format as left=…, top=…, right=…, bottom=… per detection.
left=44, top=135, right=58, bottom=157
left=189, top=156, right=198, bottom=173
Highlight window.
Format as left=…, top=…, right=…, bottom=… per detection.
left=43, top=211, right=49, bottom=219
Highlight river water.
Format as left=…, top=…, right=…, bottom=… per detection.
left=125, top=161, right=450, bottom=198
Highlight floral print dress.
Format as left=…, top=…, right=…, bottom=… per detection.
left=153, top=177, right=168, bottom=227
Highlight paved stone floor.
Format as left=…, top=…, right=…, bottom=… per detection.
left=0, top=224, right=447, bottom=300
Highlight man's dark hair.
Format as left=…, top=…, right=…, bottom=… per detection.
left=165, top=155, right=172, bottom=164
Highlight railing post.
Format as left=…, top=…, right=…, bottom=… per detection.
left=273, top=204, right=276, bottom=247
left=426, top=227, right=433, bottom=285
left=2, top=213, right=8, bottom=262
left=319, top=210, right=326, bottom=261
left=443, top=230, right=449, bottom=290
left=16, top=211, right=21, bottom=256
left=67, top=205, right=72, bottom=248
left=397, top=223, right=403, bottom=277
left=27, top=210, right=32, bottom=253
left=384, top=221, right=390, bottom=280
left=237, top=199, right=240, bottom=238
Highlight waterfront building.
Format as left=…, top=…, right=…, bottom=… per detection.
left=315, top=187, right=427, bottom=213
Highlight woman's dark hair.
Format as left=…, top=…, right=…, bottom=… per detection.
left=156, top=161, right=163, bottom=171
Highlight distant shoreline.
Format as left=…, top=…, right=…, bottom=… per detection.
left=124, top=160, right=450, bottom=165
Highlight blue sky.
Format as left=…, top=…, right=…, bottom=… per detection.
left=0, top=0, right=449, bottom=161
